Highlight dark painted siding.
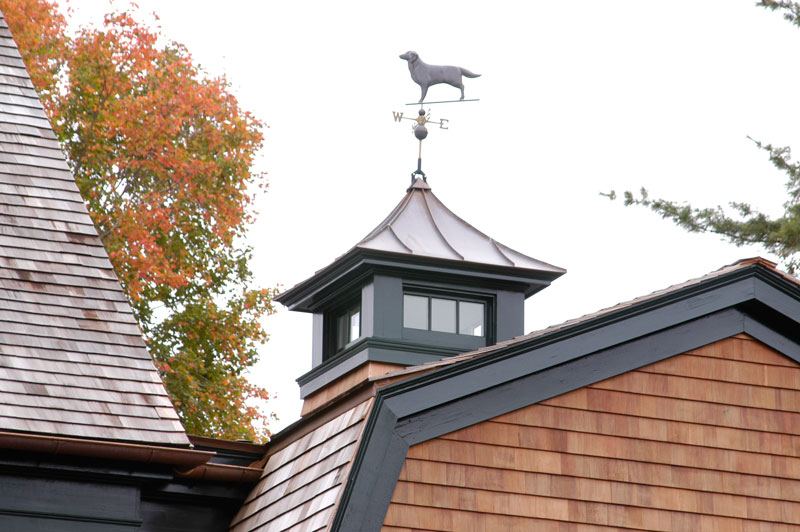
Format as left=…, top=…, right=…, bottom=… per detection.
left=0, top=473, right=141, bottom=531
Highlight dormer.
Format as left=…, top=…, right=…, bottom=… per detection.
left=275, top=178, right=565, bottom=412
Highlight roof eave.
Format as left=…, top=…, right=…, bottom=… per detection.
left=0, top=431, right=213, bottom=469
left=275, top=247, right=565, bottom=312
left=377, top=259, right=800, bottom=380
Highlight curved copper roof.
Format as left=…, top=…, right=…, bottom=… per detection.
left=356, top=178, right=564, bottom=274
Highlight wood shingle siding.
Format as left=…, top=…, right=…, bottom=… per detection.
left=230, top=398, right=374, bottom=532
left=382, top=335, right=800, bottom=530
left=0, top=10, right=188, bottom=446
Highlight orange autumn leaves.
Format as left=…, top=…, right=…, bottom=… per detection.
left=3, top=0, right=277, bottom=440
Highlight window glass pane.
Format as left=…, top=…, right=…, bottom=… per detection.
left=459, top=301, right=484, bottom=336
left=336, top=313, right=349, bottom=350
left=431, top=298, right=456, bottom=333
left=350, top=310, right=360, bottom=342
left=404, top=295, right=428, bottom=330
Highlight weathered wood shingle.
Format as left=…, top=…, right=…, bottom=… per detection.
left=230, top=399, right=374, bottom=532
left=0, top=9, right=188, bottom=446
left=384, top=336, right=800, bottom=531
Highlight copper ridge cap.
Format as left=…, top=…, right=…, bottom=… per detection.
left=406, top=176, right=431, bottom=192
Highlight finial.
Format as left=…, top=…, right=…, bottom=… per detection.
left=414, top=109, right=428, bottom=140
left=393, top=107, right=448, bottom=186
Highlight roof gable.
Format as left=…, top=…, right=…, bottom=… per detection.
left=329, top=258, right=800, bottom=532
left=0, top=10, right=187, bottom=446
left=384, top=335, right=800, bottom=529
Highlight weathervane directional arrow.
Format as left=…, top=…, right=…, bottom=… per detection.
left=392, top=109, right=449, bottom=131
left=391, top=108, right=449, bottom=184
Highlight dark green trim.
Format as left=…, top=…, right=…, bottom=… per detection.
left=396, top=308, right=749, bottom=444
left=330, top=401, right=404, bottom=532
left=0, top=451, right=251, bottom=532
left=0, top=509, right=140, bottom=528
left=276, top=248, right=562, bottom=312
left=296, top=337, right=468, bottom=398
left=0, top=514, right=137, bottom=532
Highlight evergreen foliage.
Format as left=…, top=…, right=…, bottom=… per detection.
left=606, top=1, right=800, bottom=274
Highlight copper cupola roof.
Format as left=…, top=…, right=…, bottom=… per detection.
left=276, top=178, right=565, bottom=311
left=357, top=177, right=564, bottom=272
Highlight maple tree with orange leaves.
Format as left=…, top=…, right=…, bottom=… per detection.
left=3, top=0, right=277, bottom=440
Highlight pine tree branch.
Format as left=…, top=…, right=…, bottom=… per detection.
left=757, top=1, right=800, bottom=27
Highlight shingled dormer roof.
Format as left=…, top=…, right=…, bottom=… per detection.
left=0, top=11, right=188, bottom=446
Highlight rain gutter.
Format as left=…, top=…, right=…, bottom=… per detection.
left=0, top=430, right=214, bottom=469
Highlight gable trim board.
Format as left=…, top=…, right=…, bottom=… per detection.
left=329, top=260, right=800, bottom=532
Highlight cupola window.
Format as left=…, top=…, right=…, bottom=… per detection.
left=335, top=303, right=361, bottom=352
left=403, top=294, right=485, bottom=337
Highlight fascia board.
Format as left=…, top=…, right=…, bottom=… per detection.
left=394, top=308, right=750, bottom=444
left=381, top=275, right=761, bottom=419
left=276, top=249, right=562, bottom=311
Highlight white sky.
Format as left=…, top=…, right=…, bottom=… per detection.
left=69, top=1, right=798, bottom=432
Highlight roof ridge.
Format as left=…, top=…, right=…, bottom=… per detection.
left=357, top=186, right=415, bottom=246
left=420, top=188, right=463, bottom=260
left=489, top=238, right=516, bottom=267
left=387, top=225, right=413, bottom=253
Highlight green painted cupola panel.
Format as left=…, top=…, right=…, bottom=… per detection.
left=276, top=178, right=565, bottom=399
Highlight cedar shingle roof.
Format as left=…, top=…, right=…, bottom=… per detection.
left=0, top=10, right=188, bottom=446
left=230, top=399, right=374, bottom=532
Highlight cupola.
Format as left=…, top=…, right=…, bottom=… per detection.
left=276, top=177, right=565, bottom=413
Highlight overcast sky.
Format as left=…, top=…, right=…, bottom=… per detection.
left=70, top=1, right=798, bottom=431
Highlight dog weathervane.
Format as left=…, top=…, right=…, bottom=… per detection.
left=393, top=51, right=481, bottom=185
left=399, top=51, right=481, bottom=104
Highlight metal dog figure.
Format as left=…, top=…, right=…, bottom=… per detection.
left=399, top=51, right=481, bottom=103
